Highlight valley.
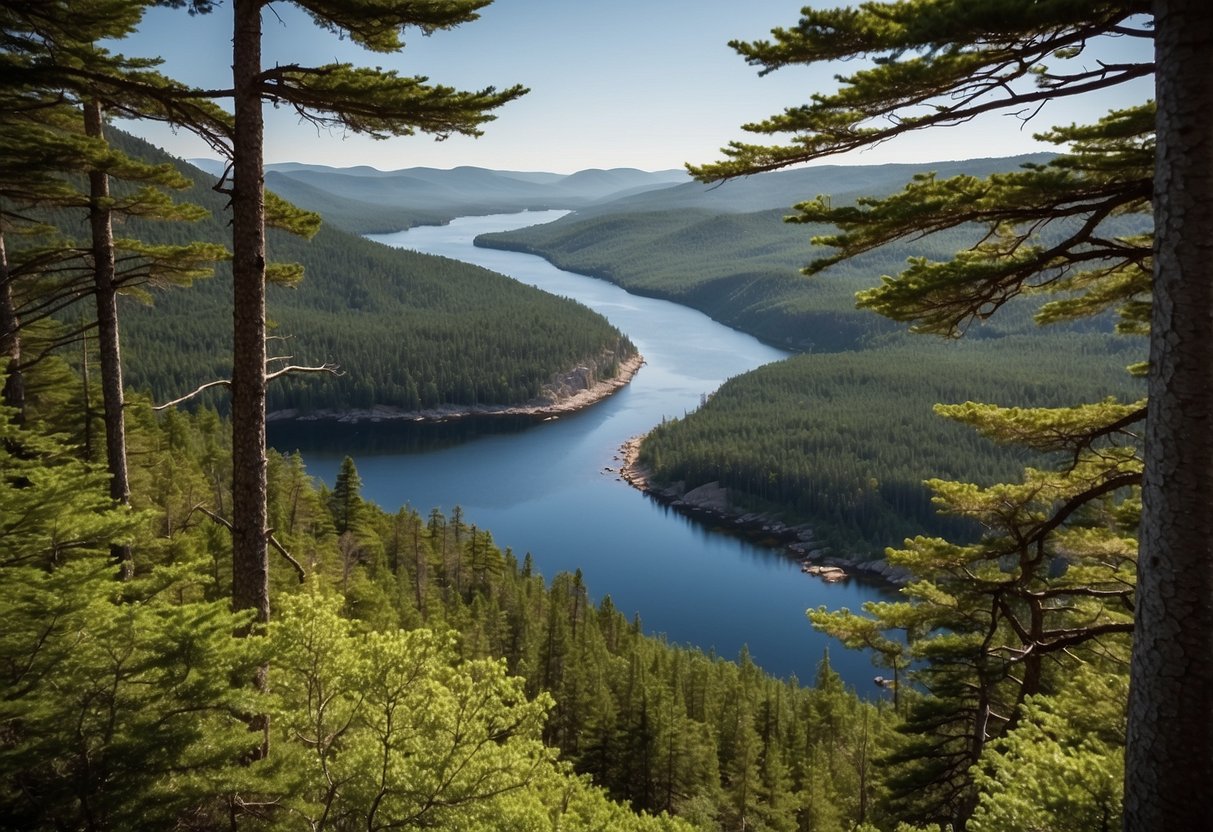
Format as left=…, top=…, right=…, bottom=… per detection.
left=0, top=2, right=1175, bottom=829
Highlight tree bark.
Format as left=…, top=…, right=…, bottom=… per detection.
left=0, top=226, right=24, bottom=423
left=1125, top=1, right=1213, bottom=827
left=84, top=99, right=133, bottom=579
left=230, top=0, right=270, bottom=637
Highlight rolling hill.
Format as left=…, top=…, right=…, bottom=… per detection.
left=93, top=134, right=639, bottom=416
left=187, top=158, right=689, bottom=234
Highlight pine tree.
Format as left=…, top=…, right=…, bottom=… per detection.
left=968, top=666, right=1127, bottom=831
left=0, top=406, right=260, bottom=829
left=690, top=2, right=1213, bottom=828
left=217, top=0, right=526, bottom=643
left=1125, top=4, right=1213, bottom=828
left=1, top=0, right=227, bottom=571
left=329, top=455, right=364, bottom=536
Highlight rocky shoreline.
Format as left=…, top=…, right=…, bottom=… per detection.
left=268, top=352, right=645, bottom=425
left=616, top=435, right=911, bottom=587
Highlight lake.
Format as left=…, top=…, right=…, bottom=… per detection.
left=269, top=211, right=895, bottom=690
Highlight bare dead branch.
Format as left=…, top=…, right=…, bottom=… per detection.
left=265, top=362, right=341, bottom=382
left=153, top=378, right=231, bottom=411
left=156, top=351, right=340, bottom=411
left=267, top=529, right=306, bottom=584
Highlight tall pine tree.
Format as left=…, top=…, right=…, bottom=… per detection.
left=692, top=1, right=1208, bottom=827
left=1, top=0, right=227, bottom=572
left=215, top=0, right=525, bottom=647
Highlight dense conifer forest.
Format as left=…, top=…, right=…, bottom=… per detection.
left=638, top=334, right=1143, bottom=555
left=1, top=386, right=896, bottom=831
left=4, top=0, right=1194, bottom=828
left=99, top=132, right=636, bottom=414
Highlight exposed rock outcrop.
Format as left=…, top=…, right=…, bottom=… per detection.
left=618, top=433, right=909, bottom=587
left=269, top=352, right=644, bottom=424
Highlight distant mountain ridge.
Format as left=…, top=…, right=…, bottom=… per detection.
left=185, top=158, right=689, bottom=233
left=568, top=153, right=1057, bottom=218
left=186, top=154, right=1060, bottom=235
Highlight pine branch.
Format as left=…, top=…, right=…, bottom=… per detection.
left=187, top=504, right=306, bottom=584
left=265, top=362, right=341, bottom=383
left=152, top=378, right=231, bottom=411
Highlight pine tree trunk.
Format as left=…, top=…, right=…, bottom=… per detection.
left=84, top=99, right=133, bottom=579
left=230, top=0, right=270, bottom=634
left=0, top=227, right=24, bottom=423
left=1125, top=1, right=1213, bottom=827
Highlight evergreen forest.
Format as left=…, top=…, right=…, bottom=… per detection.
left=0, top=395, right=894, bottom=831
left=481, top=162, right=1147, bottom=560
left=101, top=132, right=637, bottom=415
left=2, top=0, right=1204, bottom=831
left=638, top=334, right=1143, bottom=554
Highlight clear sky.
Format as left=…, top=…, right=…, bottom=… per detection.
left=116, top=1, right=1154, bottom=174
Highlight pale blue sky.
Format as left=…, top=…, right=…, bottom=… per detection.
left=117, top=1, right=1154, bottom=174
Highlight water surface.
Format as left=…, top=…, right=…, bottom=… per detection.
left=271, top=211, right=894, bottom=689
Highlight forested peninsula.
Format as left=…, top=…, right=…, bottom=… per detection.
left=267, top=351, right=644, bottom=423
left=103, top=131, right=640, bottom=418
left=4, top=0, right=1206, bottom=830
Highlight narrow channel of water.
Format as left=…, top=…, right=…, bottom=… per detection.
left=269, top=211, right=895, bottom=689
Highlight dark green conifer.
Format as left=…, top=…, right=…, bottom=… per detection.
left=693, top=2, right=1178, bottom=827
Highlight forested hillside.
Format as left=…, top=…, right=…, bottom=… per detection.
left=476, top=156, right=1147, bottom=351
left=1, top=385, right=895, bottom=831
left=479, top=206, right=909, bottom=349
left=473, top=157, right=1046, bottom=350
left=478, top=157, right=1146, bottom=559
left=99, top=132, right=636, bottom=414
left=639, top=334, right=1144, bottom=554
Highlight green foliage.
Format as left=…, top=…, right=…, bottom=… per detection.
left=969, top=667, right=1127, bottom=832
left=329, top=455, right=364, bottom=535
left=0, top=406, right=141, bottom=567
left=639, top=335, right=1141, bottom=555
left=0, top=560, right=261, bottom=829
left=266, top=586, right=556, bottom=830
left=0, top=408, right=259, bottom=829
left=1, top=396, right=700, bottom=830
left=683, top=2, right=1155, bottom=828
left=689, top=1, right=1151, bottom=178
left=269, top=441, right=897, bottom=831
left=6, top=379, right=908, bottom=830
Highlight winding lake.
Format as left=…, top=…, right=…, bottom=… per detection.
left=269, top=211, right=894, bottom=689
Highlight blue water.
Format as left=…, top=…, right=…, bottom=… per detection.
left=270, top=211, right=895, bottom=690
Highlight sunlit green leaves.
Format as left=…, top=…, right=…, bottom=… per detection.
left=270, top=586, right=555, bottom=829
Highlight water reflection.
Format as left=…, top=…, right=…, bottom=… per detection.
left=269, top=414, right=539, bottom=456
left=272, top=213, right=898, bottom=690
